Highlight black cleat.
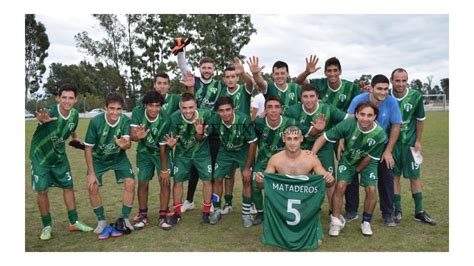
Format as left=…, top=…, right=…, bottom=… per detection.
left=168, top=214, right=181, bottom=225
left=414, top=211, right=437, bottom=225
left=253, top=212, right=264, bottom=225
left=201, top=212, right=210, bottom=224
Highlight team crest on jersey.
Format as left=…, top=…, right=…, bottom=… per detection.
left=152, top=128, right=158, bottom=135
left=339, top=165, right=347, bottom=173
left=367, top=138, right=376, bottom=147
left=338, top=94, right=347, bottom=102
left=352, top=135, right=357, bottom=140
left=68, top=123, right=75, bottom=131
left=404, top=103, right=413, bottom=112
left=288, top=92, right=295, bottom=100
left=102, top=131, right=108, bottom=137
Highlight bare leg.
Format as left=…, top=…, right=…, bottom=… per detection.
left=37, top=191, right=50, bottom=216
left=137, top=181, right=149, bottom=210
left=332, top=181, right=348, bottom=218
left=123, top=178, right=135, bottom=206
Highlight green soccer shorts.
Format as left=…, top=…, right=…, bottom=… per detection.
left=91, top=155, right=135, bottom=186
left=136, top=150, right=173, bottom=183
left=214, top=147, right=248, bottom=179
left=392, top=142, right=421, bottom=179
left=337, top=159, right=378, bottom=187
left=173, top=153, right=213, bottom=182
left=31, top=160, right=74, bottom=192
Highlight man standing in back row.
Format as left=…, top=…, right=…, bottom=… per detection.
left=390, top=68, right=436, bottom=225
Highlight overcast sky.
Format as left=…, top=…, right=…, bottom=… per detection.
left=36, top=14, right=448, bottom=87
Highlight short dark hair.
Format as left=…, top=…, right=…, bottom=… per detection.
left=265, top=95, right=282, bottom=108
left=301, top=84, right=318, bottom=96
left=215, top=96, right=234, bottom=110
left=105, top=92, right=124, bottom=107
left=58, top=83, right=77, bottom=97
left=154, top=72, right=170, bottom=83
left=390, top=68, right=408, bottom=79
left=180, top=92, right=196, bottom=103
left=371, top=74, right=390, bottom=87
left=224, top=65, right=236, bottom=74
left=143, top=90, right=166, bottom=106
left=272, top=61, right=289, bottom=73
left=355, top=101, right=379, bottom=118
left=199, top=57, right=215, bottom=66
left=324, top=57, right=341, bottom=72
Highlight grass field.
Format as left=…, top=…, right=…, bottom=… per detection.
left=24, top=111, right=449, bottom=252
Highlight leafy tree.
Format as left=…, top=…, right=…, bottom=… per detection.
left=25, top=14, right=50, bottom=104
left=184, top=14, right=256, bottom=77
left=75, top=15, right=127, bottom=97
left=440, top=78, right=449, bottom=100
left=410, top=79, right=423, bottom=93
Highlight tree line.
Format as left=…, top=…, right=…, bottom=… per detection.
left=25, top=14, right=449, bottom=113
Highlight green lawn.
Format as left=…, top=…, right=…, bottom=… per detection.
left=24, top=111, right=449, bottom=252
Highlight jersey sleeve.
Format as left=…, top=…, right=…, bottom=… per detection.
left=324, top=119, right=349, bottom=143
left=121, top=116, right=131, bottom=137
left=72, top=111, right=79, bottom=132
left=244, top=117, right=257, bottom=143
left=414, top=93, right=426, bottom=120
left=389, top=97, right=402, bottom=125
left=130, top=106, right=142, bottom=127
left=347, top=96, right=360, bottom=115
left=158, top=117, right=171, bottom=145
left=84, top=119, right=97, bottom=146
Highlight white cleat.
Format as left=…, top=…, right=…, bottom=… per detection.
left=93, top=220, right=107, bottom=234
left=180, top=200, right=195, bottom=213
left=361, top=221, right=373, bottom=236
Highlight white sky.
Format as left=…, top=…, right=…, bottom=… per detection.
left=2, top=0, right=472, bottom=265
left=36, top=14, right=448, bottom=87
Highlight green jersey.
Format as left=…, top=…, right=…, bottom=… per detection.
left=162, top=93, right=180, bottom=116
left=169, top=109, right=212, bottom=157
left=130, top=105, right=171, bottom=156
left=390, top=88, right=426, bottom=145
left=221, top=84, right=252, bottom=116
left=84, top=113, right=131, bottom=163
left=194, top=77, right=224, bottom=110
left=29, top=104, right=79, bottom=166
left=309, top=78, right=360, bottom=112
left=284, top=102, right=347, bottom=150
left=262, top=173, right=326, bottom=251
left=254, top=116, right=297, bottom=169
left=209, top=111, right=257, bottom=152
left=265, top=82, right=301, bottom=111
left=324, top=118, right=386, bottom=165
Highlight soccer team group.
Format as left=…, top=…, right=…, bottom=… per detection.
left=29, top=38, right=437, bottom=249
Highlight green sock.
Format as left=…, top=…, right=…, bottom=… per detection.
left=213, top=200, right=221, bottom=209
left=93, top=206, right=105, bottom=221
left=412, top=192, right=423, bottom=214
left=67, top=209, right=78, bottom=224
left=224, top=194, right=233, bottom=206
left=121, top=205, right=132, bottom=219
left=41, top=213, right=52, bottom=227
left=394, top=194, right=402, bottom=212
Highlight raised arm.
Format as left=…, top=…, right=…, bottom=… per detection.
left=246, top=56, right=268, bottom=94
left=294, top=55, right=321, bottom=85
left=234, top=57, right=254, bottom=92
